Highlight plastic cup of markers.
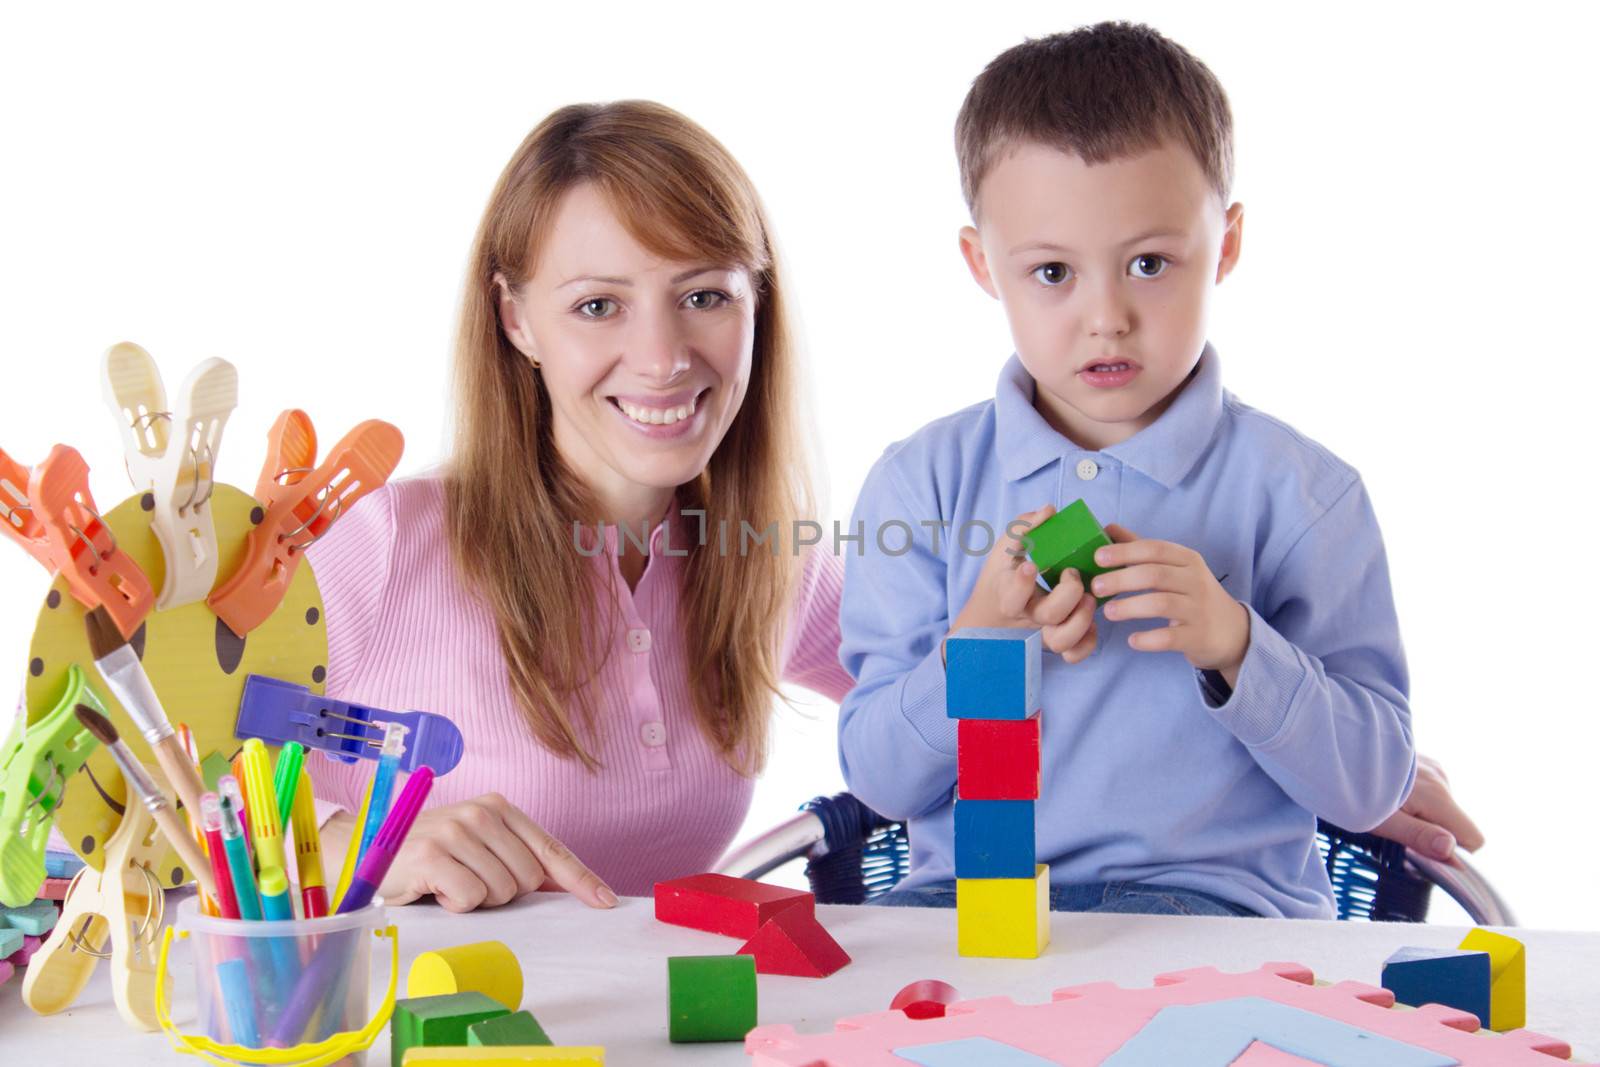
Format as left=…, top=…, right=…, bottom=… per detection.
left=155, top=897, right=397, bottom=1067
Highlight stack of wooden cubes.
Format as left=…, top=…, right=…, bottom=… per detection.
left=946, top=627, right=1049, bottom=958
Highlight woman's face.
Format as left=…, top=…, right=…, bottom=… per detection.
left=498, top=182, right=756, bottom=513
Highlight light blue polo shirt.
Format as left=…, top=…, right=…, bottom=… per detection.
left=836, top=344, right=1417, bottom=918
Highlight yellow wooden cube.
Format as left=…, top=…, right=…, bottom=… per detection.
left=1458, top=927, right=1525, bottom=1031
left=402, top=1048, right=604, bottom=1066
left=957, top=864, right=1050, bottom=958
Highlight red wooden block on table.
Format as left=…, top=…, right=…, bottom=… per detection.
left=654, top=872, right=813, bottom=939
left=957, top=718, right=1040, bottom=800
left=738, top=904, right=850, bottom=978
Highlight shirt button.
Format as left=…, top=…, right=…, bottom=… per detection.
left=640, top=721, right=666, bottom=747
left=1076, top=458, right=1100, bottom=481
left=627, top=627, right=652, bottom=653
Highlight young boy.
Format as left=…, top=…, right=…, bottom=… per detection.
left=836, top=22, right=1416, bottom=919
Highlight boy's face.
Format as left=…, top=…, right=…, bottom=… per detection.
left=960, top=139, right=1243, bottom=451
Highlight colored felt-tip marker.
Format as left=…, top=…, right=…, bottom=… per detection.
left=289, top=765, right=328, bottom=918
left=354, top=721, right=408, bottom=869
left=199, top=792, right=241, bottom=920
left=241, top=739, right=288, bottom=877
left=339, top=765, right=433, bottom=915
left=218, top=792, right=261, bottom=921
left=273, top=741, right=305, bottom=833
left=258, top=864, right=295, bottom=922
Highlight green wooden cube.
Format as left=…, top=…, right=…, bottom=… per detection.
left=467, top=1009, right=553, bottom=1047
left=667, top=954, right=756, bottom=1043
left=392, top=992, right=509, bottom=1067
left=1025, top=498, right=1116, bottom=601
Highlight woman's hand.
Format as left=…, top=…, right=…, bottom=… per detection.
left=1370, top=755, right=1486, bottom=862
left=321, top=792, right=618, bottom=912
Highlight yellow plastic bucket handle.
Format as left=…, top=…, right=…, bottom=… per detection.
left=155, top=923, right=399, bottom=1067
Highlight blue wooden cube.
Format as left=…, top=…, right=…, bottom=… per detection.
left=1382, top=946, right=1491, bottom=1027
left=953, top=799, right=1036, bottom=878
left=945, top=628, right=1041, bottom=719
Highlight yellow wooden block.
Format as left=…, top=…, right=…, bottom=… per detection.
left=1458, top=927, right=1525, bottom=1031
left=957, top=864, right=1050, bottom=958
left=402, top=1048, right=604, bottom=1066
left=409, top=941, right=524, bottom=1012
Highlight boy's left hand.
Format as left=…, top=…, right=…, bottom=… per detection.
left=1091, top=523, right=1251, bottom=686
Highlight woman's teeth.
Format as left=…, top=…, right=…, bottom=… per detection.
left=1089, top=363, right=1130, bottom=372
left=617, top=395, right=698, bottom=425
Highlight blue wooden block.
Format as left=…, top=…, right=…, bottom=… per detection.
left=0, top=926, right=22, bottom=960
left=1382, top=946, right=1491, bottom=1027
left=953, top=799, right=1035, bottom=878
left=945, top=628, right=1041, bottom=719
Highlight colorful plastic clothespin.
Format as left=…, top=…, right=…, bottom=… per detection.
left=0, top=666, right=106, bottom=907
left=235, top=673, right=464, bottom=775
left=208, top=411, right=402, bottom=638
left=0, top=447, right=55, bottom=571
left=102, top=344, right=238, bottom=608
left=103, top=343, right=239, bottom=610
left=21, top=793, right=171, bottom=1030
left=28, top=444, right=154, bottom=639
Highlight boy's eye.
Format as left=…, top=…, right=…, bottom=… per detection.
left=684, top=289, right=729, bottom=310
left=1129, top=254, right=1169, bottom=279
left=1032, top=262, right=1071, bottom=286
left=576, top=298, right=617, bottom=319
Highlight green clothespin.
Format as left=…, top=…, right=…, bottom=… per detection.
left=273, top=740, right=305, bottom=832
left=0, top=664, right=106, bottom=906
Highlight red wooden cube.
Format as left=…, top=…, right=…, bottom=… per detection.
left=957, top=718, right=1040, bottom=800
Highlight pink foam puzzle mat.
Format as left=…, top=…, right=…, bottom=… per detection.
left=745, top=963, right=1594, bottom=1066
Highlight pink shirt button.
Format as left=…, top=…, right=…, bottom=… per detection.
left=627, top=627, right=652, bottom=653
left=640, top=721, right=666, bottom=747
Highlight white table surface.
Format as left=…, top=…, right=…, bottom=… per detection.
left=3, top=892, right=1596, bottom=1064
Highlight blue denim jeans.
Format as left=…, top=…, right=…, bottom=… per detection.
left=872, top=879, right=1260, bottom=917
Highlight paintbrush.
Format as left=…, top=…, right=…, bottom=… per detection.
left=85, top=604, right=208, bottom=821
left=75, top=704, right=217, bottom=900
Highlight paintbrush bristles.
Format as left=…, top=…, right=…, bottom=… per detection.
left=73, top=702, right=120, bottom=746
left=84, top=604, right=133, bottom=661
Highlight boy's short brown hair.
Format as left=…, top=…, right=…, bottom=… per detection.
left=956, top=22, right=1234, bottom=215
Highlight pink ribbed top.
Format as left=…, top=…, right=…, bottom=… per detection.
left=304, top=473, right=852, bottom=897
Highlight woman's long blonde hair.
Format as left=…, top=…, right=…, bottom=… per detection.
left=447, top=100, right=813, bottom=774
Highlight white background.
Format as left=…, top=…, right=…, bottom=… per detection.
left=2, top=3, right=1596, bottom=928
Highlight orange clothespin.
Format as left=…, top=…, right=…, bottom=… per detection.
left=0, top=446, right=55, bottom=571
left=28, top=444, right=154, bottom=639
left=208, top=412, right=402, bottom=638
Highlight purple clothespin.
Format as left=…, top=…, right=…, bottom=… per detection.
left=234, top=674, right=463, bottom=775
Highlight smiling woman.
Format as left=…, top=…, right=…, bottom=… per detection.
left=304, top=101, right=855, bottom=909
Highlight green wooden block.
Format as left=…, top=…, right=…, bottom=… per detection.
left=467, top=1009, right=553, bottom=1047
left=0, top=900, right=58, bottom=936
left=392, top=991, right=509, bottom=1067
left=1025, top=498, right=1116, bottom=601
left=667, top=954, right=756, bottom=1043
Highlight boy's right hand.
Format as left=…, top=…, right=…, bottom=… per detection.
left=322, top=793, right=619, bottom=913
left=948, top=505, right=1098, bottom=664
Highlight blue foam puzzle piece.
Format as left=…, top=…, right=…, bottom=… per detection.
left=0, top=926, right=22, bottom=959
left=1382, top=946, right=1491, bottom=1028
left=892, top=1036, right=1059, bottom=1066
left=0, top=900, right=58, bottom=936
left=1101, top=996, right=1458, bottom=1067
left=945, top=628, right=1041, bottom=719
left=44, top=849, right=85, bottom=879
left=953, top=798, right=1036, bottom=878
